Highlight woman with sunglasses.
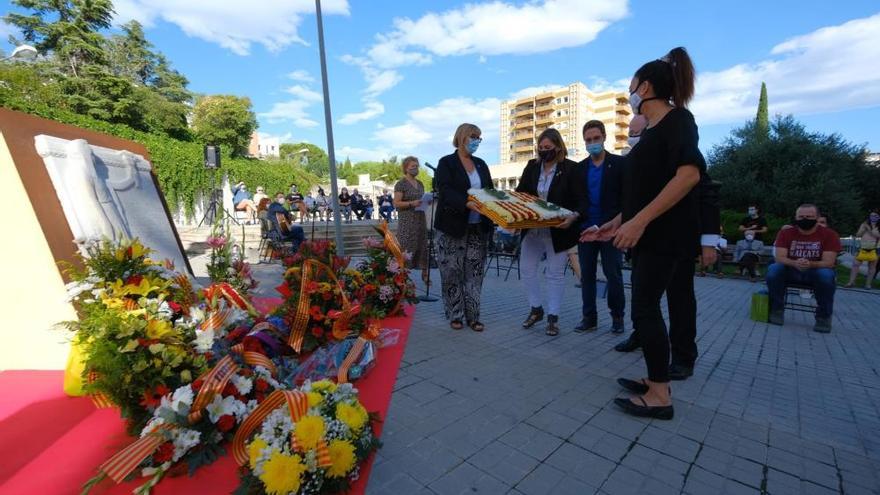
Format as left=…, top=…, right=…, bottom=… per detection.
left=433, top=123, right=494, bottom=332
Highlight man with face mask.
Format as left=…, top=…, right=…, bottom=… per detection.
left=734, top=229, right=764, bottom=281
left=767, top=203, right=841, bottom=332
left=574, top=120, right=627, bottom=334
left=738, top=205, right=768, bottom=241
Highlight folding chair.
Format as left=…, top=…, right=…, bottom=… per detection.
left=485, top=236, right=521, bottom=281
left=784, top=282, right=817, bottom=313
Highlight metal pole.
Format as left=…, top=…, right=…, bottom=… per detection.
left=315, top=0, right=344, bottom=255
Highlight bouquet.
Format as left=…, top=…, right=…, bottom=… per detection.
left=234, top=380, right=380, bottom=494
left=63, top=238, right=212, bottom=433
left=207, top=221, right=259, bottom=297
left=343, top=234, right=418, bottom=320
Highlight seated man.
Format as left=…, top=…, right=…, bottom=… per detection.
left=363, top=195, right=374, bottom=219
left=267, top=192, right=305, bottom=251
left=735, top=229, right=764, bottom=281
left=378, top=189, right=394, bottom=221
left=286, top=184, right=308, bottom=222
left=767, top=203, right=840, bottom=333
left=232, top=181, right=257, bottom=223
left=351, top=188, right=365, bottom=220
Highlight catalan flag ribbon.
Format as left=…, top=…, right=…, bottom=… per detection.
left=187, top=355, right=240, bottom=424
left=231, top=390, right=309, bottom=466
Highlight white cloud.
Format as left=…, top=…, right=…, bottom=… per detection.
left=259, top=100, right=319, bottom=128
left=286, top=84, right=323, bottom=102
left=691, top=13, right=880, bottom=125
left=288, top=70, right=314, bottom=83
left=353, top=0, right=628, bottom=69
left=335, top=145, right=394, bottom=163
left=0, top=20, right=19, bottom=42
left=586, top=77, right=629, bottom=94
left=339, top=100, right=384, bottom=125
left=258, top=131, right=293, bottom=143
left=369, top=96, right=502, bottom=163
left=112, top=0, right=350, bottom=56
left=340, top=0, right=627, bottom=124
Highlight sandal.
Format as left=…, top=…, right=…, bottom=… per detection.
left=468, top=321, right=485, bottom=332
left=614, top=396, right=674, bottom=420
left=450, top=320, right=464, bottom=330
left=522, top=307, right=544, bottom=329
left=617, top=378, right=649, bottom=394
left=545, top=314, right=559, bottom=336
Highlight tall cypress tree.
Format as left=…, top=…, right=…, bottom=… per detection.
left=756, top=82, right=769, bottom=136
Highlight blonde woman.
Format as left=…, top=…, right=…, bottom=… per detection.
left=433, top=123, right=493, bottom=332
left=393, top=156, right=429, bottom=285
left=846, top=210, right=879, bottom=288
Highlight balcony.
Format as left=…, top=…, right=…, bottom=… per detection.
left=514, top=107, right=534, bottom=117
left=535, top=93, right=553, bottom=102
left=535, top=117, right=554, bottom=126
left=514, top=120, right=534, bottom=130
left=535, top=104, right=553, bottom=114
left=513, top=145, right=533, bottom=153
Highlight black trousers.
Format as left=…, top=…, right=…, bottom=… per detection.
left=738, top=253, right=759, bottom=277
left=630, top=249, right=698, bottom=383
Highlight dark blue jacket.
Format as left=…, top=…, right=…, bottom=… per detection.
left=575, top=151, right=625, bottom=226
left=433, top=152, right=494, bottom=238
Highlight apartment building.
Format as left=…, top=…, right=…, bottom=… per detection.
left=493, top=82, right=632, bottom=190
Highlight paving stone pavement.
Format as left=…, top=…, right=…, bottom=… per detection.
left=365, top=270, right=880, bottom=495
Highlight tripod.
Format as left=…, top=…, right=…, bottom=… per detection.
left=418, top=190, right=439, bottom=302
left=197, top=168, right=241, bottom=228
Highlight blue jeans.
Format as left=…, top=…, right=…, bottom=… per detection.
left=380, top=205, right=393, bottom=221
left=766, top=263, right=836, bottom=318
left=578, top=241, right=625, bottom=319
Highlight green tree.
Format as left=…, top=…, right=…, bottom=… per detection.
left=191, top=95, right=258, bottom=157
left=105, top=20, right=155, bottom=85
left=5, top=0, right=115, bottom=77
left=709, top=115, right=869, bottom=234
left=62, top=65, right=143, bottom=127
left=756, top=82, right=769, bottom=137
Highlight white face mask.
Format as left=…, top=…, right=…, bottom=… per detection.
left=745, top=234, right=754, bottom=241
left=276, top=198, right=286, bottom=204
left=627, top=136, right=640, bottom=148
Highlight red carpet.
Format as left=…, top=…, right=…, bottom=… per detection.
left=0, top=303, right=414, bottom=495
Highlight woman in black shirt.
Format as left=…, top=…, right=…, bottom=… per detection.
left=338, top=187, right=352, bottom=223
left=584, top=47, right=705, bottom=420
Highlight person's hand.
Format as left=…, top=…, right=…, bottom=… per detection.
left=613, top=218, right=646, bottom=249
left=701, top=246, right=717, bottom=265
left=795, top=258, right=810, bottom=271
left=579, top=225, right=600, bottom=242
left=554, top=214, right=577, bottom=229
left=595, top=221, right=618, bottom=242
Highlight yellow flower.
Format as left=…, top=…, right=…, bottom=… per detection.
left=326, top=439, right=356, bottom=478
left=294, top=415, right=325, bottom=451
left=307, top=392, right=323, bottom=408
left=311, top=380, right=337, bottom=393
left=336, top=402, right=368, bottom=433
left=101, top=296, right=127, bottom=310
left=248, top=438, right=268, bottom=469
left=145, top=319, right=175, bottom=339
left=259, top=451, right=305, bottom=495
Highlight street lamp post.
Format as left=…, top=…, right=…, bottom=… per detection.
left=1, top=44, right=38, bottom=62
left=314, top=0, right=344, bottom=255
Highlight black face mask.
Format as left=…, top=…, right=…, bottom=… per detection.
left=538, top=149, right=556, bottom=162
left=795, top=218, right=817, bottom=230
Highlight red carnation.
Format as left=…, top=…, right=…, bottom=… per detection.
left=167, top=301, right=182, bottom=314
left=223, top=383, right=237, bottom=397
left=309, top=305, right=324, bottom=320
left=217, top=414, right=236, bottom=432
left=377, top=274, right=386, bottom=284
left=140, top=384, right=170, bottom=409
left=192, top=379, right=204, bottom=391
left=125, top=274, right=144, bottom=286
left=310, top=326, right=324, bottom=338
left=153, top=442, right=174, bottom=463
left=254, top=379, right=269, bottom=392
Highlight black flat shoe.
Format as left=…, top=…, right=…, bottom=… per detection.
left=617, top=378, right=649, bottom=394
left=614, top=396, right=674, bottom=420
left=668, top=364, right=693, bottom=381
left=614, top=336, right=641, bottom=352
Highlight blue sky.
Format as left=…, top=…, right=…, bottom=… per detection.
left=2, top=0, right=879, bottom=166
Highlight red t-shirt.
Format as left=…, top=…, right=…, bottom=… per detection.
left=774, top=225, right=842, bottom=261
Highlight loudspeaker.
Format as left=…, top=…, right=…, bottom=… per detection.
left=204, top=145, right=221, bottom=169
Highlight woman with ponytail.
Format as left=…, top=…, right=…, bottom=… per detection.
left=581, top=47, right=709, bottom=420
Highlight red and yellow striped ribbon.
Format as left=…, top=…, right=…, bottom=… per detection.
left=337, top=319, right=381, bottom=383
left=242, top=351, right=276, bottom=376
left=232, top=390, right=309, bottom=465
left=204, top=282, right=256, bottom=315
left=288, top=260, right=357, bottom=352
left=187, top=355, right=240, bottom=424
left=376, top=221, right=408, bottom=316
left=98, top=424, right=173, bottom=483
left=200, top=308, right=232, bottom=332
left=86, top=370, right=114, bottom=409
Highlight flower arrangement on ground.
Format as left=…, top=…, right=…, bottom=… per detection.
left=63, top=238, right=213, bottom=433
left=234, top=380, right=380, bottom=495
left=343, top=233, right=418, bottom=321
left=206, top=221, right=258, bottom=296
